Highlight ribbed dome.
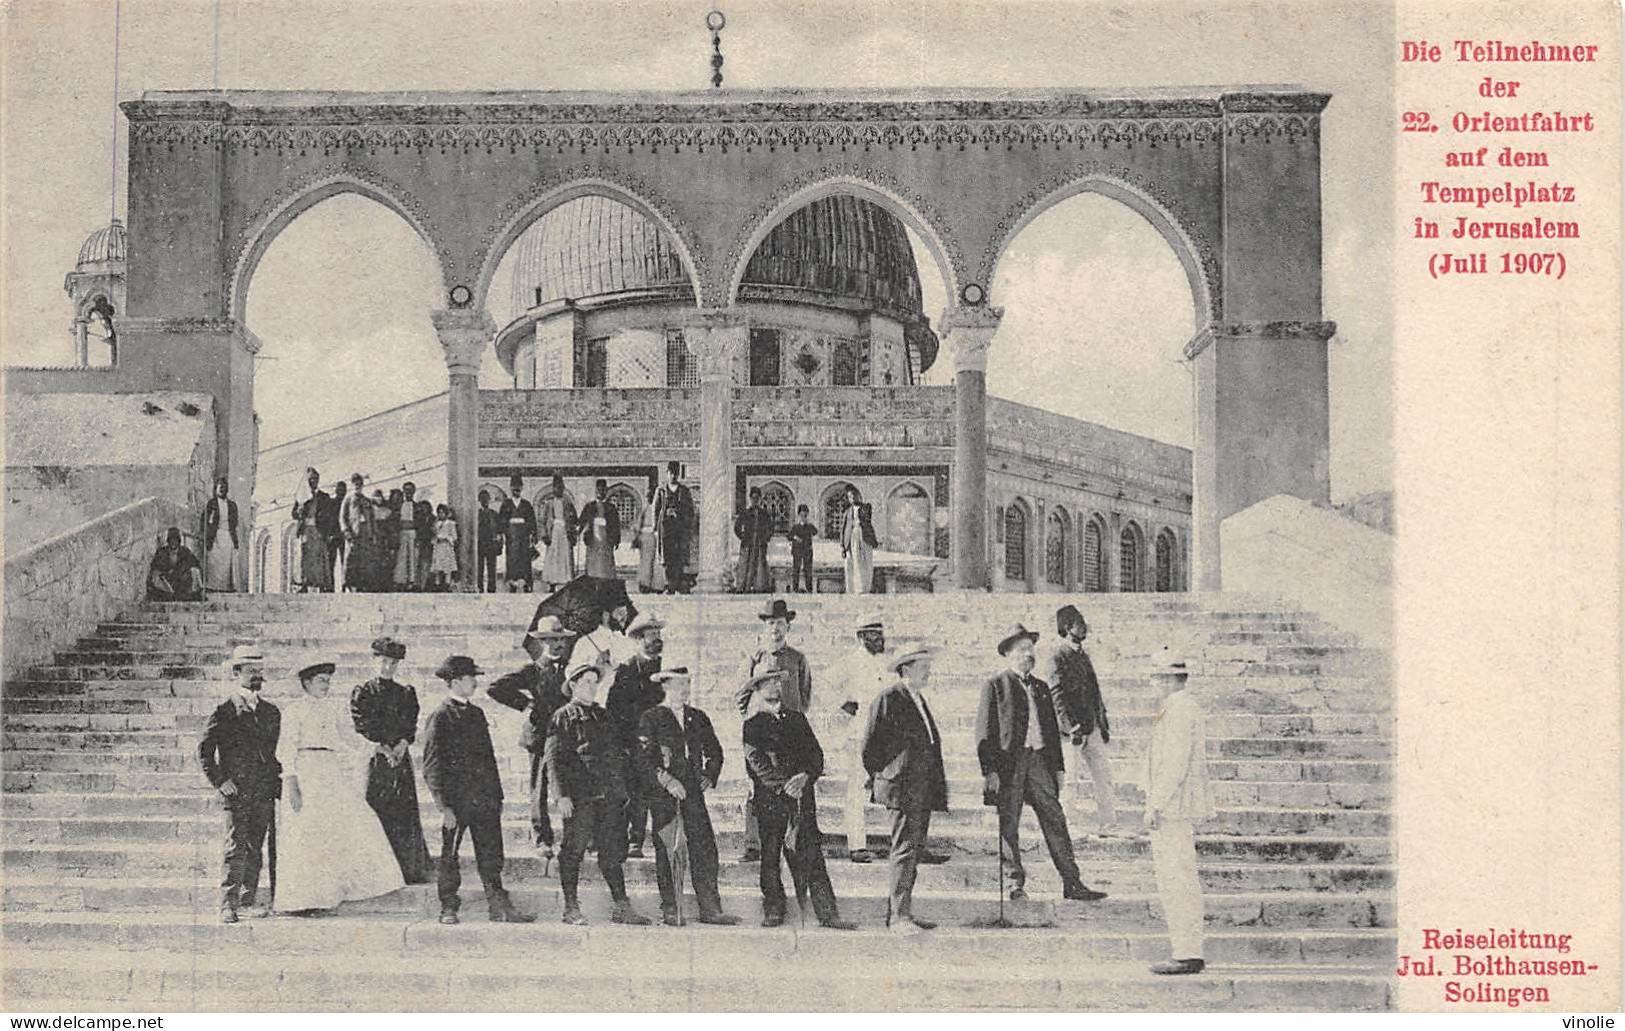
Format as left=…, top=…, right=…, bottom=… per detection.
left=509, top=197, right=692, bottom=314
left=77, top=220, right=127, bottom=267
left=741, top=195, right=924, bottom=316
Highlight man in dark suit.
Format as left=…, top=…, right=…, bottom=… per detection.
left=607, top=613, right=666, bottom=857
left=198, top=645, right=281, bottom=923
left=422, top=655, right=535, bottom=925
left=636, top=667, right=740, bottom=926
left=476, top=490, right=502, bottom=593
left=653, top=461, right=694, bottom=594
left=350, top=637, right=432, bottom=884
left=862, top=645, right=948, bottom=934
left=975, top=624, right=1106, bottom=903
left=742, top=671, right=858, bottom=930
left=1044, top=604, right=1117, bottom=834
left=486, top=616, right=575, bottom=855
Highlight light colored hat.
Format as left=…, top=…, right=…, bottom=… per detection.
left=523, top=615, right=575, bottom=643
left=222, top=645, right=265, bottom=672
left=886, top=645, right=936, bottom=675
left=650, top=666, right=691, bottom=683
left=625, top=612, right=666, bottom=638
left=566, top=661, right=602, bottom=683
left=855, top=612, right=885, bottom=633
left=741, top=669, right=786, bottom=693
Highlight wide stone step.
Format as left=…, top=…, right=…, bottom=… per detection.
left=0, top=940, right=1393, bottom=1011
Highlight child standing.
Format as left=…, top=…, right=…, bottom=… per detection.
left=788, top=504, right=816, bottom=593
left=430, top=504, right=459, bottom=591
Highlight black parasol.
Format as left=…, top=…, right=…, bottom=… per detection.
left=528, top=575, right=638, bottom=637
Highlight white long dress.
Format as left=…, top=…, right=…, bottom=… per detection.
left=275, top=694, right=405, bottom=912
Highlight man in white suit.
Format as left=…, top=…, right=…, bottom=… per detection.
left=1142, top=647, right=1214, bottom=975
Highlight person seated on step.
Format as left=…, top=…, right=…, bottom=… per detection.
left=147, top=527, right=203, bottom=602
left=544, top=661, right=651, bottom=927
left=975, top=624, right=1107, bottom=904
left=198, top=645, right=280, bottom=923
left=636, top=666, right=740, bottom=926
left=742, top=671, right=858, bottom=931
left=422, top=655, right=534, bottom=926
left=1142, top=648, right=1212, bottom=976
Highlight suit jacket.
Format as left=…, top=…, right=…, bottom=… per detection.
left=486, top=662, right=568, bottom=754
left=544, top=701, right=628, bottom=802
left=635, top=704, right=723, bottom=799
left=411, top=499, right=435, bottom=544
left=198, top=696, right=282, bottom=801
left=477, top=506, right=503, bottom=551
left=736, top=645, right=813, bottom=715
left=607, top=655, right=665, bottom=746
left=975, top=669, right=1066, bottom=778
left=421, top=697, right=504, bottom=811
left=1140, top=689, right=1214, bottom=821
left=579, top=499, right=621, bottom=550
left=742, top=709, right=824, bottom=797
left=862, top=683, right=948, bottom=812
left=1043, top=644, right=1111, bottom=743
left=350, top=678, right=421, bottom=747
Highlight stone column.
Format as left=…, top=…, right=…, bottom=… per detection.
left=433, top=308, right=495, bottom=592
left=1105, top=512, right=1123, bottom=593
left=686, top=309, right=747, bottom=593
left=1186, top=320, right=1336, bottom=590
left=942, top=305, right=1002, bottom=591
left=72, top=320, right=90, bottom=367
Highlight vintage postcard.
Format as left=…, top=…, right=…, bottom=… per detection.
left=0, top=0, right=1618, bottom=1015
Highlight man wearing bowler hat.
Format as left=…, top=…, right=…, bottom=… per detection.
left=423, top=655, right=536, bottom=925
left=636, top=666, right=740, bottom=926
left=975, top=624, right=1106, bottom=903
left=351, top=636, right=432, bottom=883
left=734, top=598, right=812, bottom=862
left=861, top=644, right=948, bottom=934
left=608, top=612, right=668, bottom=857
left=487, top=616, right=575, bottom=856
left=198, top=645, right=280, bottom=923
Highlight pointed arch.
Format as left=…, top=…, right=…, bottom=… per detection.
left=229, top=171, right=450, bottom=325
left=724, top=171, right=962, bottom=312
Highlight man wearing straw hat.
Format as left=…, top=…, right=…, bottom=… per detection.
left=487, top=616, right=575, bottom=857
left=637, top=666, right=740, bottom=926
left=861, top=644, right=948, bottom=934
left=1143, top=647, right=1213, bottom=975
left=975, top=624, right=1106, bottom=903
left=545, top=660, right=652, bottom=926
left=198, top=645, right=280, bottom=923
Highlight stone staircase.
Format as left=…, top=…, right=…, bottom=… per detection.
left=0, top=592, right=1395, bottom=1011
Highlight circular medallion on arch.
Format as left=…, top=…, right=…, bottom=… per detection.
left=705, top=9, right=726, bottom=31
left=960, top=282, right=986, bottom=306
left=448, top=284, right=474, bottom=309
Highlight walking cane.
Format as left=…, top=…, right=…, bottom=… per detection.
left=266, top=807, right=277, bottom=911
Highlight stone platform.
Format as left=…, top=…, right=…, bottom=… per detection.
left=0, top=591, right=1394, bottom=1011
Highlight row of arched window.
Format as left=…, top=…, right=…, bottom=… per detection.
left=998, top=500, right=1184, bottom=593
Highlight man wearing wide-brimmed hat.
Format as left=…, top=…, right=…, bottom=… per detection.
left=608, top=612, right=668, bottom=857
left=198, top=645, right=280, bottom=923
left=1142, top=647, right=1213, bottom=976
left=350, top=636, right=432, bottom=884
left=975, top=624, right=1106, bottom=903
left=734, top=598, right=812, bottom=862
left=487, top=616, right=575, bottom=855
left=861, top=644, right=948, bottom=934
left=422, top=655, right=535, bottom=925
left=544, top=660, right=652, bottom=927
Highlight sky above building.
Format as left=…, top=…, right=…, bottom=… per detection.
left=2, top=0, right=1393, bottom=499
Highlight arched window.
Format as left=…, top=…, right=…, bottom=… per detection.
left=1119, top=521, right=1144, bottom=593
left=886, top=482, right=931, bottom=555
left=759, top=481, right=795, bottom=533
left=253, top=530, right=273, bottom=594
left=1156, top=527, right=1178, bottom=592
left=1045, top=507, right=1070, bottom=585
left=1082, top=515, right=1108, bottom=592
left=279, top=524, right=299, bottom=594
left=821, top=482, right=856, bottom=539
left=1004, top=501, right=1029, bottom=584
left=606, top=483, right=641, bottom=531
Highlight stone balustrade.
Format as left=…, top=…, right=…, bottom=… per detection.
left=2, top=496, right=189, bottom=680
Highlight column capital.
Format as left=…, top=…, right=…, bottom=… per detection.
left=683, top=307, right=748, bottom=379
left=1183, top=320, right=1337, bottom=360
left=941, top=304, right=1004, bottom=373
left=432, top=308, right=496, bottom=376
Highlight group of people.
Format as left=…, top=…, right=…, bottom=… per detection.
left=195, top=592, right=1212, bottom=973
left=477, top=464, right=697, bottom=595
left=146, top=479, right=243, bottom=602
left=734, top=483, right=878, bottom=594
left=292, top=469, right=460, bottom=593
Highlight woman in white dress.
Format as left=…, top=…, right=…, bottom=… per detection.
left=276, top=661, right=405, bottom=914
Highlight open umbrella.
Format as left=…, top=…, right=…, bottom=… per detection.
left=528, top=574, right=638, bottom=637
